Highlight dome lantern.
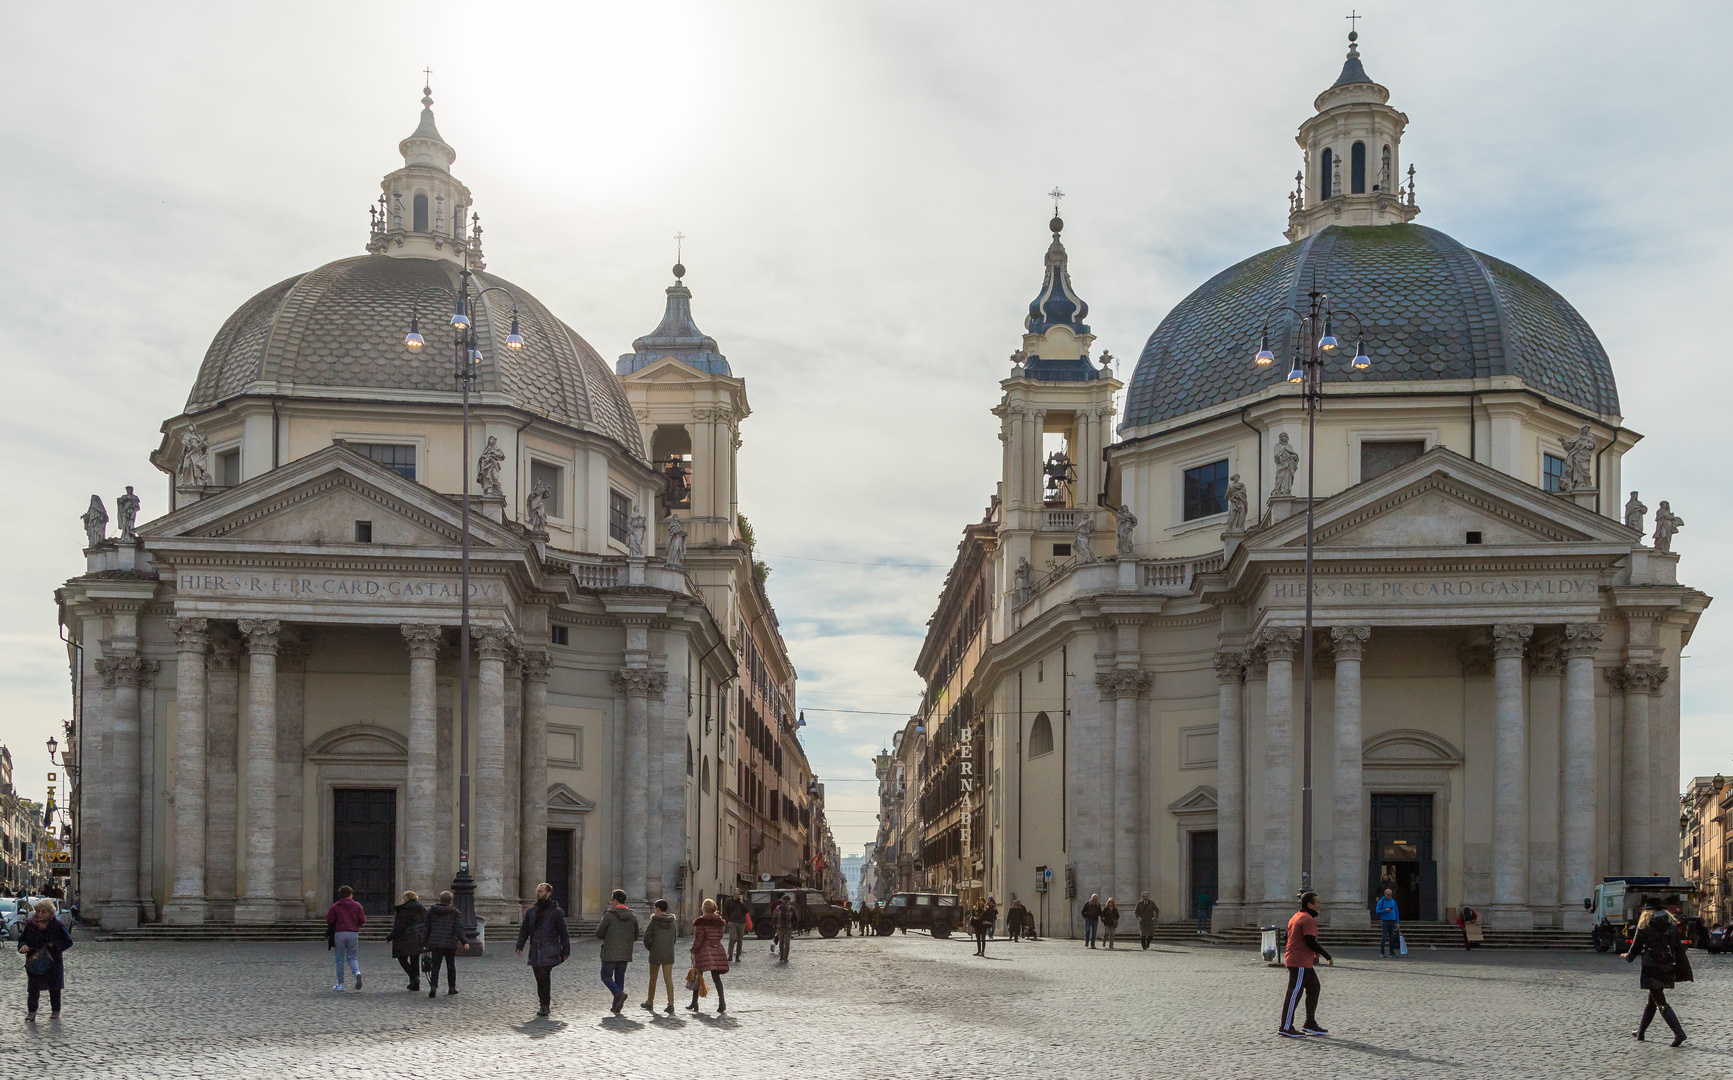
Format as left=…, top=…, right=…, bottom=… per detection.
left=366, top=81, right=483, bottom=267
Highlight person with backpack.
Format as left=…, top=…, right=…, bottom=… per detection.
left=1625, top=896, right=1690, bottom=1046
left=595, top=889, right=640, bottom=1014
left=17, top=900, right=72, bottom=1022
left=387, top=890, right=428, bottom=991
left=515, top=881, right=572, bottom=1017
left=423, top=891, right=463, bottom=997
left=641, top=899, right=678, bottom=1015
left=325, top=885, right=366, bottom=991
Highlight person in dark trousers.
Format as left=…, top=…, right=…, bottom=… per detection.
left=387, top=890, right=428, bottom=991
left=773, top=893, right=795, bottom=963
left=722, top=889, right=748, bottom=961
left=516, top=881, right=572, bottom=1017
left=970, top=899, right=989, bottom=956
left=1626, top=897, right=1690, bottom=1046
left=1008, top=898, right=1028, bottom=942
left=641, top=898, right=678, bottom=1015
left=986, top=896, right=999, bottom=941
left=842, top=900, right=854, bottom=937
left=423, top=890, right=463, bottom=997
left=1375, top=887, right=1401, bottom=957
left=18, top=900, right=72, bottom=1021
left=1081, top=894, right=1102, bottom=948
left=688, top=898, right=730, bottom=1013
left=595, top=889, right=640, bottom=1013
left=1101, top=898, right=1121, bottom=949
left=1456, top=905, right=1480, bottom=950
left=1134, top=892, right=1158, bottom=949
left=1195, top=892, right=1211, bottom=935
left=1278, top=891, right=1334, bottom=1039
left=326, top=885, right=366, bottom=991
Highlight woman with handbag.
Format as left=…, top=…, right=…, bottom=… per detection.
left=387, top=890, right=428, bottom=992
left=424, top=890, right=464, bottom=998
left=687, top=898, right=729, bottom=1014
left=1625, top=896, right=1690, bottom=1046
left=515, top=881, right=571, bottom=1017
left=18, top=899, right=72, bottom=1021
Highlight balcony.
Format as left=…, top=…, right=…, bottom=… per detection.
left=1041, top=508, right=1082, bottom=532
left=1011, top=550, right=1228, bottom=623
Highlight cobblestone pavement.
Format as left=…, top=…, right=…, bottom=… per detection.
left=4, top=930, right=1730, bottom=1079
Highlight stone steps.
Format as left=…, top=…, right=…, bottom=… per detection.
left=99, top=923, right=392, bottom=943
left=1208, top=923, right=1594, bottom=951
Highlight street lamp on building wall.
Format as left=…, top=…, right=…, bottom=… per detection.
left=405, top=239, right=523, bottom=941
left=1253, top=288, right=1368, bottom=894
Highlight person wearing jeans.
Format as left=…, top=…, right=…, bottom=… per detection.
left=594, top=889, right=640, bottom=1014
left=326, top=885, right=366, bottom=991
left=1375, top=888, right=1401, bottom=957
left=1080, top=895, right=1102, bottom=948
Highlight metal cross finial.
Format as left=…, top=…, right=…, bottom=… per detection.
left=674, top=231, right=686, bottom=262
left=1345, top=10, right=1361, bottom=34
left=423, top=67, right=434, bottom=88
left=1048, top=187, right=1066, bottom=215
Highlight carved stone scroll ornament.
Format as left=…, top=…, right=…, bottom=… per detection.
left=1604, top=666, right=1628, bottom=694
left=207, top=638, right=242, bottom=671
left=610, top=668, right=668, bottom=698
left=471, top=625, right=518, bottom=661
left=1329, top=625, right=1370, bottom=662
left=1623, top=662, right=1670, bottom=695
left=1256, top=625, right=1304, bottom=663
left=1526, top=635, right=1563, bottom=677
left=166, top=617, right=209, bottom=652
left=401, top=623, right=444, bottom=659
left=1491, top=623, right=1534, bottom=659
left=1623, top=491, right=1647, bottom=535
left=1653, top=502, right=1683, bottom=554
left=236, top=618, right=281, bottom=656
left=81, top=495, right=108, bottom=548
left=1212, top=650, right=1245, bottom=684
left=1270, top=433, right=1300, bottom=498
left=1560, top=623, right=1606, bottom=660
left=1094, top=670, right=1153, bottom=698
left=520, top=649, right=551, bottom=683
left=95, top=655, right=157, bottom=687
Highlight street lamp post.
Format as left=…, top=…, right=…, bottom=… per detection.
left=406, top=234, right=523, bottom=943
left=1255, top=290, right=1367, bottom=895
left=47, top=727, right=79, bottom=902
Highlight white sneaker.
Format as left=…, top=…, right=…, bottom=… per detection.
left=332, top=984, right=346, bottom=992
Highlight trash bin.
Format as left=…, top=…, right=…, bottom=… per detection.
left=1260, top=925, right=1279, bottom=963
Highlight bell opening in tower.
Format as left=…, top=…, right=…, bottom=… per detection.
left=652, top=424, right=693, bottom=511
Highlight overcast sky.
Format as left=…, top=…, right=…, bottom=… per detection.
left=4, top=1, right=1730, bottom=856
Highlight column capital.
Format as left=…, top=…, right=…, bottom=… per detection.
left=1094, top=669, right=1153, bottom=699
left=277, top=637, right=311, bottom=668
left=236, top=618, right=281, bottom=655
left=401, top=623, right=444, bottom=660
left=1212, top=650, right=1246, bottom=684
left=166, top=616, right=209, bottom=651
left=1527, top=636, right=1563, bottom=676
left=1561, top=623, right=1606, bottom=661
left=521, top=649, right=551, bottom=683
left=1329, top=625, right=1370, bottom=661
left=472, top=625, right=517, bottom=661
left=1491, top=623, right=1533, bottom=659
left=611, top=667, right=668, bottom=698
left=1604, top=666, right=1629, bottom=693
left=96, top=655, right=158, bottom=687
left=1256, top=626, right=1303, bottom=662
left=1623, top=662, right=1670, bottom=694
left=208, top=637, right=242, bottom=670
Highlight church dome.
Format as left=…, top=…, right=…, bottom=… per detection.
left=186, top=253, right=645, bottom=459
left=1122, top=223, right=1619, bottom=429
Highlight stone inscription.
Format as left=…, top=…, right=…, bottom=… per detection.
left=1267, top=575, right=1598, bottom=604
left=177, top=572, right=504, bottom=602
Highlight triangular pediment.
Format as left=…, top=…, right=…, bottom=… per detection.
left=547, top=782, right=597, bottom=812
left=139, top=443, right=524, bottom=551
left=1166, top=785, right=1218, bottom=814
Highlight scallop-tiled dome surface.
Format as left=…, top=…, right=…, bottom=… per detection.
left=188, top=254, right=645, bottom=459
left=1122, top=224, right=1619, bottom=429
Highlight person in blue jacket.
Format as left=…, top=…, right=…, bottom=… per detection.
left=1375, top=888, right=1400, bottom=957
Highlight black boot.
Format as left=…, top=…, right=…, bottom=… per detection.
left=716, top=985, right=726, bottom=1013
left=1633, top=1001, right=1656, bottom=1040
left=686, top=991, right=700, bottom=1012
left=1661, top=1006, right=1686, bottom=1047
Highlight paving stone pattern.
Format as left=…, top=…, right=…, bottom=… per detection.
left=5, top=931, right=1729, bottom=1078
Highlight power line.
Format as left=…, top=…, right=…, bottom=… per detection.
left=802, top=707, right=910, bottom=717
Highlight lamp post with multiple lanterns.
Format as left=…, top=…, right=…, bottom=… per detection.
left=1253, top=287, right=1367, bottom=895
left=405, top=243, right=523, bottom=942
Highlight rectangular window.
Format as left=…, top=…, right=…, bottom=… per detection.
left=1360, top=440, right=1426, bottom=482
left=353, top=443, right=417, bottom=481
left=1182, top=459, right=1230, bottom=520
left=217, top=449, right=241, bottom=487
left=551, top=625, right=569, bottom=646
left=529, top=459, right=564, bottom=518
left=354, top=520, right=373, bottom=543
left=608, top=490, right=632, bottom=544
left=1542, top=453, right=1567, bottom=493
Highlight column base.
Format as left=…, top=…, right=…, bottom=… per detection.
left=100, top=904, right=140, bottom=932
left=1256, top=901, right=1297, bottom=928
left=234, top=898, right=278, bottom=924
left=161, top=899, right=208, bottom=925
left=476, top=898, right=521, bottom=929
left=1485, top=903, right=1534, bottom=931
left=1209, top=901, right=1247, bottom=931
left=1326, top=902, right=1369, bottom=929
left=1557, top=907, right=1594, bottom=932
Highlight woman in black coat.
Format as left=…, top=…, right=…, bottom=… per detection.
left=17, top=900, right=73, bottom=1021
left=1626, top=899, right=1690, bottom=1046
left=387, top=891, right=428, bottom=991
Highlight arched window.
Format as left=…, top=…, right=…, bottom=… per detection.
left=1351, top=142, right=1366, bottom=194
left=1028, top=712, right=1054, bottom=758
left=413, top=194, right=429, bottom=232
left=1320, top=148, right=1334, bottom=200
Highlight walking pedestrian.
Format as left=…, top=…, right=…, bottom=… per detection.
left=773, top=893, right=795, bottom=963
left=1135, top=892, right=1158, bottom=950
left=18, top=900, right=72, bottom=1022
left=1375, top=888, right=1401, bottom=958
left=1626, top=897, right=1690, bottom=1046
left=1101, top=898, right=1121, bottom=949
left=970, top=898, right=989, bottom=956
left=595, top=889, right=640, bottom=1014
left=1195, top=892, right=1212, bottom=934
left=1277, top=890, right=1334, bottom=1039
left=423, top=890, right=463, bottom=997
left=1008, top=898, right=1027, bottom=942
left=722, top=889, right=748, bottom=961
left=688, top=898, right=730, bottom=1014
left=1456, top=905, right=1481, bottom=951
left=986, top=896, right=999, bottom=941
left=387, top=890, right=428, bottom=991
left=1081, top=894, right=1102, bottom=948
left=842, top=900, right=854, bottom=936
left=516, top=882, right=571, bottom=1017
left=326, top=885, right=366, bottom=991
left=640, top=898, right=678, bottom=1015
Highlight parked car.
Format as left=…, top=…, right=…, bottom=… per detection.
left=878, top=892, right=962, bottom=938
left=3, top=896, right=46, bottom=941
left=1587, top=877, right=1701, bottom=953
left=1703, top=925, right=1731, bottom=955
left=745, top=888, right=851, bottom=939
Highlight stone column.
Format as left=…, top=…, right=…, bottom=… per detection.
left=519, top=650, right=550, bottom=901
left=612, top=667, right=667, bottom=903
left=236, top=619, right=280, bottom=924
left=205, top=638, right=241, bottom=916
left=504, top=654, right=523, bottom=904
left=472, top=626, right=516, bottom=918
left=96, top=653, right=147, bottom=931
left=164, top=617, right=209, bottom=924
left=274, top=638, right=309, bottom=921
left=1621, top=663, right=1668, bottom=875
left=1329, top=626, right=1370, bottom=927
left=1559, top=623, right=1604, bottom=927
left=1603, top=668, right=1626, bottom=875
left=1096, top=669, right=1151, bottom=903
left=402, top=624, right=443, bottom=898
left=1259, top=627, right=1302, bottom=917
left=1212, top=651, right=1246, bottom=926
left=1490, top=622, right=1533, bottom=929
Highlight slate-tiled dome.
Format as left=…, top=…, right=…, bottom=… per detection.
left=1122, top=224, right=1619, bottom=429
left=187, top=254, right=645, bottom=460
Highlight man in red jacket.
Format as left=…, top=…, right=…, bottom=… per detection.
left=1278, top=890, right=1333, bottom=1038
left=327, top=885, right=367, bottom=991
